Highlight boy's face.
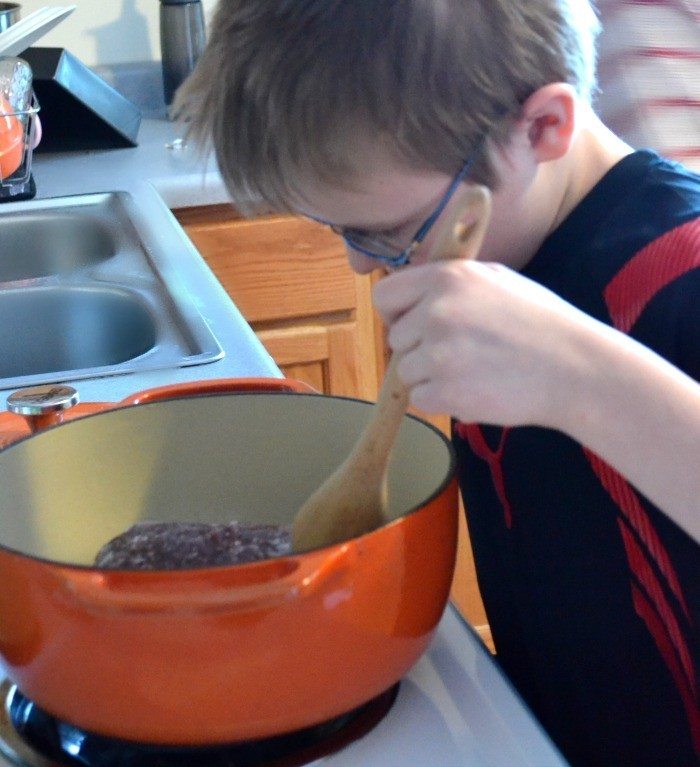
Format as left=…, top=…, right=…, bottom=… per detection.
left=295, top=142, right=539, bottom=273
left=297, top=159, right=459, bottom=273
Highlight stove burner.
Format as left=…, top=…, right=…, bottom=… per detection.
left=0, top=680, right=399, bottom=767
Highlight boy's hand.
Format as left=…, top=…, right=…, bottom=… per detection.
left=374, top=255, right=700, bottom=538
left=373, top=260, right=596, bottom=429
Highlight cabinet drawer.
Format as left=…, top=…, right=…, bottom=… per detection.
left=179, top=212, right=356, bottom=323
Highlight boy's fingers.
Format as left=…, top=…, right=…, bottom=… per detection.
left=387, top=302, right=428, bottom=355
left=373, top=185, right=491, bottom=322
left=374, top=257, right=490, bottom=321
left=372, top=265, right=434, bottom=321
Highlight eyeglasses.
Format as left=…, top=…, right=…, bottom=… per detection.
left=326, top=153, right=477, bottom=267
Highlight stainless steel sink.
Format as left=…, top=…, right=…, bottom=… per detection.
left=0, top=192, right=223, bottom=389
left=0, top=214, right=116, bottom=282
left=0, top=286, right=157, bottom=379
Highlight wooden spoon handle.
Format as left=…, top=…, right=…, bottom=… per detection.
left=345, top=353, right=408, bottom=478
left=428, top=185, right=492, bottom=264
left=348, top=185, right=493, bottom=473
left=291, top=185, right=493, bottom=553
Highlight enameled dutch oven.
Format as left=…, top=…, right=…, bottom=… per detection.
left=0, top=378, right=458, bottom=745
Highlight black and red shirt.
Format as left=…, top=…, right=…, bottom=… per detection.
left=454, top=150, right=700, bottom=767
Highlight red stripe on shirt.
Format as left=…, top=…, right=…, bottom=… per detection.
left=584, top=450, right=692, bottom=621
left=618, top=520, right=696, bottom=694
left=635, top=47, right=700, bottom=59
left=631, top=581, right=700, bottom=755
left=603, top=218, right=700, bottom=332
left=611, top=0, right=700, bottom=22
left=454, top=423, right=513, bottom=528
left=663, top=148, right=700, bottom=159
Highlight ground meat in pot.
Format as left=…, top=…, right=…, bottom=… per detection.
left=94, top=521, right=292, bottom=570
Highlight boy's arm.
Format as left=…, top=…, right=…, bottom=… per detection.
left=559, top=320, right=700, bottom=542
left=374, top=260, right=700, bottom=542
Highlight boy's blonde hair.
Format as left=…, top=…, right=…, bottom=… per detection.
left=175, top=0, right=600, bottom=211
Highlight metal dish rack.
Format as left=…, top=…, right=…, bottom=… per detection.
left=0, top=92, right=40, bottom=201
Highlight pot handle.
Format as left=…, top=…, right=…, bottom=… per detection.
left=119, top=377, right=316, bottom=406
left=59, top=544, right=356, bottom=616
left=3, top=384, right=108, bottom=439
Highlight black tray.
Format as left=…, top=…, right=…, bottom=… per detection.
left=18, top=47, right=141, bottom=152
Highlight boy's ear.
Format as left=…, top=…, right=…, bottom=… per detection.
left=518, top=83, right=577, bottom=163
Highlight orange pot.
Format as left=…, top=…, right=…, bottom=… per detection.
left=0, top=379, right=458, bottom=745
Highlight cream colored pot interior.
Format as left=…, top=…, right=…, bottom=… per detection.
left=0, top=392, right=454, bottom=565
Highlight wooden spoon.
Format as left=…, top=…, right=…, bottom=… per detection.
left=292, top=185, right=493, bottom=552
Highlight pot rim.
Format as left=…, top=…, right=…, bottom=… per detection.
left=0, top=389, right=457, bottom=573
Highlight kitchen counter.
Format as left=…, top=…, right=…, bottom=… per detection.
left=31, top=116, right=233, bottom=210
left=0, top=116, right=279, bottom=405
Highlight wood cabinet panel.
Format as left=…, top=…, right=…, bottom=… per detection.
left=175, top=205, right=380, bottom=401
left=453, top=506, right=493, bottom=651
left=180, top=213, right=358, bottom=323
left=256, top=322, right=374, bottom=397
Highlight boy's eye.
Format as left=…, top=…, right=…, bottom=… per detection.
left=350, top=222, right=408, bottom=243
left=334, top=217, right=416, bottom=248
left=341, top=226, right=390, bottom=242
left=376, top=224, right=406, bottom=239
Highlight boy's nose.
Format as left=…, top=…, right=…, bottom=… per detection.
left=346, top=245, right=382, bottom=274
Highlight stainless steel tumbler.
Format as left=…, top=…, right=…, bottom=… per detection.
left=159, top=0, right=205, bottom=107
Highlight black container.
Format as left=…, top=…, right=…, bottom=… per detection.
left=18, top=47, right=141, bottom=152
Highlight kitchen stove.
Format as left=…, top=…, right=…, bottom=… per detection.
left=0, top=606, right=569, bottom=767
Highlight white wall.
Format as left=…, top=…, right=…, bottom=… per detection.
left=15, top=0, right=218, bottom=65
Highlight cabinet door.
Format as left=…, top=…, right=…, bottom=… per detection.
left=175, top=206, right=380, bottom=399
left=260, top=322, right=374, bottom=397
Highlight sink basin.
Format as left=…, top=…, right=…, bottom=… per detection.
left=0, top=287, right=157, bottom=379
left=0, top=215, right=115, bottom=282
left=0, top=192, right=223, bottom=390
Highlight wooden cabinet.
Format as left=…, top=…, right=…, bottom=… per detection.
left=175, top=205, right=381, bottom=399
left=174, top=204, right=492, bottom=651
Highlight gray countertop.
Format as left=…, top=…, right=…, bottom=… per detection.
left=1, top=115, right=281, bottom=404
left=32, top=117, right=233, bottom=210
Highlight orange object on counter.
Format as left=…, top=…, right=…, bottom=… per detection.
left=0, top=95, right=24, bottom=179
left=0, top=378, right=459, bottom=745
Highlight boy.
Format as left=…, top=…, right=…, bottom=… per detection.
left=175, top=2, right=700, bottom=765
